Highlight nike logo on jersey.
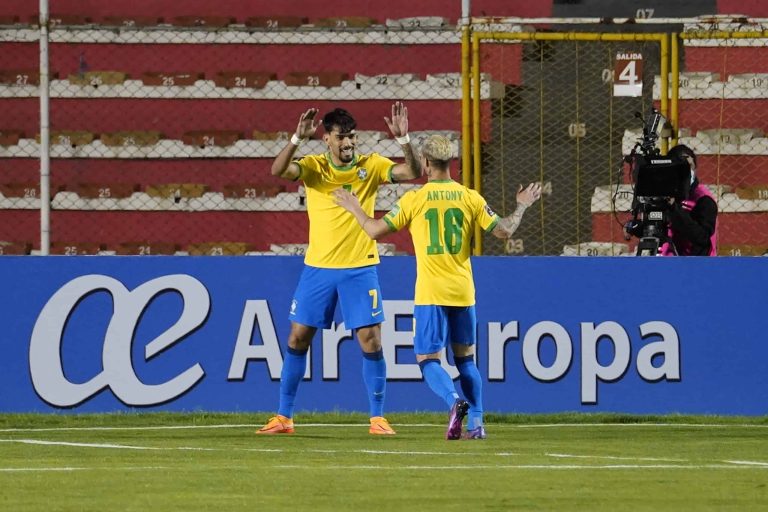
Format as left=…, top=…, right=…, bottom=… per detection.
left=372, top=310, right=383, bottom=317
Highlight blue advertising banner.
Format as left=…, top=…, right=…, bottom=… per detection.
left=0, top=256, right=766, bottom=415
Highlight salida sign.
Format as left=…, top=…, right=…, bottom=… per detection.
left=29, top=274, right=682, bottom=409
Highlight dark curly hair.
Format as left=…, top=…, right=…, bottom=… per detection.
left=322, top=108, right=357, bottom=134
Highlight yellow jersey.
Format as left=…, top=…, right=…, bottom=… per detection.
left=382, top=179, right=499, bottom=306
left=297, top=152, right=395, bottom=268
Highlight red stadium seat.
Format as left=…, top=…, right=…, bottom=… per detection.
left=284, top=71, right=350, bottom=87
left=67, top=71, right=129, bottom=87
left=144, top=183, right=209, bottom=199
left=185, top=242, right=252, bottom=256
left=50, top=242, right=104, bottom=255
left=718, top=244, right=768, bottom=256
left=0, top=69, right=43, bottom=86
left=245, top=16, right=308, bottom=28
left=44, top=14, right=93, bottom=27
left=100, top=131, right=163, bottom=147
left=223, top=183, right=286, bottom=199
left=182, top=131, right=242, bottom=148
left=101, top=16, right=163, bottom=27
left=312, top=17, right=378, bottom=28
left=0, top=241, right=32, bottom=255
left=114, top=241, right=179, bottom=255
left=141, top=72, right=204, bottom=87
left=213, top=71, right=276, bottom=90
left=71, top=183, right=140, bottom=199
left=39, top=131, right=96, bottom=147
left=0, top=130, right=24, bottom=147
left=170, top=16, right=236, bottom=28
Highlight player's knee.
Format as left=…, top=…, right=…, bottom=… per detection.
left=356, top=325, right=382, bottom=352
left=288, top=324, right=315, bottom=351
left=416, top=353, right=441, bottom=363
left=452, top=343, right=475, bottom=358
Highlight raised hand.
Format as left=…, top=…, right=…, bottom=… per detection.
left=296, top=108, right=321, bottom=139
left=517, top=182, right=542, bottom=207
left=384, top=101, right=409, bottom=138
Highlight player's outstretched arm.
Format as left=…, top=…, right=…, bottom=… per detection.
left=384, top=101, right=421, bottom=181
left=270, top=108, right=320, bottom=180
left=492, top=182, right=542, bottom=239
left=333, top=188, right=392, bottom=240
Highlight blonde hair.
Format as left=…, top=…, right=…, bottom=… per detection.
left=420, top=135, right=454, bottom=169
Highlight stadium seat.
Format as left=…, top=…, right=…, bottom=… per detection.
left=251, top=130, right=290, bottom=141
left=283, top=71, right=350, bottom=87
left=0, top=182, right=41, bottom=198
left=385, top=16, right=449, bottom=28
left=0, top=130, right=24, bottom=147
left=170, top=16, right=236, bottom=28
left=100, top=131, right=162, bottom=147
left=182, top=131, right=243, bottom=148
left=312, top=17, right=378, bottom=28
left=50, top=241, right=103, bottom=255
left=100, top=16, right=162, bottom=27
left=734, top=185, right=768, bottom=200
left=718, top=244, right=768, bottom=256
left=0, top=69, right=41, bottom=86
left=39, top=131, right=96, bottom=147
left=0, top=16, right=20, bottom=25
left=141, top=72, right=204, bottom=87
left=144, top=183, right=208, bottom=199
left=0, top=241, right=32, bottom=255
left=561, top=242, right=631, bottom=257
left=185, top=242, right=252, bottom=255
left=70, top=182, right=140, bottom=199
left=223, top=183, right=286, bottom=199
left=114, top=241, right=178, bottom=255
left=45, top=14, right=93, bottom=27
left=213, top=71, right=277, bottom=89
left=67, top=71, right=129, bottom=87
left=245, top=16, right=308, bottom=28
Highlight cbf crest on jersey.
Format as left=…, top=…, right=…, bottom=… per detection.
left=357, top=168, right=368, bottom=180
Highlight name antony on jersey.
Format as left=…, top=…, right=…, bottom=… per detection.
left=427, top=190, right=464, bottom=201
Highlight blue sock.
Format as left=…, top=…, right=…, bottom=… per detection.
left=362, top=350, right=386, bottom=418
left=419, top=359, right=459, bottom=408
left=455, top=355, right=484, bottom=429
left=277, top=347, right=308, bottom=418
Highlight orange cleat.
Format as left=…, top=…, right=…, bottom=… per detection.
left=256, top=414, right=295, bottom=434
left=369, top=416, right=396, bottom=435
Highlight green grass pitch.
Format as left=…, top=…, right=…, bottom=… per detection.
left=1, top=412, right=766, bottom=511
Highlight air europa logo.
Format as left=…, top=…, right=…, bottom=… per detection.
left=29, top=274, right=210, bottom=407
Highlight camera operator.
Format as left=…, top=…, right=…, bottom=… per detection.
left=660, top=144, right=718, bottom=256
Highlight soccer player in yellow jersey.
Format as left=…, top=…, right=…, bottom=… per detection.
left=335, top=134, right=541, bottom=439
left=257, top=103, right=421, bottom=435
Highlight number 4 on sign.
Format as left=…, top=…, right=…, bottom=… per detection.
left=613, top=51, right=643, bottom=97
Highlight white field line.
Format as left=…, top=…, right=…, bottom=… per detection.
left=274, top=464, right=768, bottom=470
left=0, top=466, right=170, bottom=473
left=545, top=452, right=686, bottom=462
left=1, top=422, right=767, bottom=433
left=3, top=438, right=766, bottom=470
left=0, top=438, right=481, bottom=456
left=723, top=460, right=768, bottom=466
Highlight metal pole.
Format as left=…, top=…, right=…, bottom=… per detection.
left=39, top=0, right=51, bottom=255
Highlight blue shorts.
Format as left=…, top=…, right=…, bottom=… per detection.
left=289, top=265, right=385, bottom=330
left=413, top=305, right=477, bottom=355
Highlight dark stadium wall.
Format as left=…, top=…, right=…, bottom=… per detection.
left=2, top=0, right=552, bottom=22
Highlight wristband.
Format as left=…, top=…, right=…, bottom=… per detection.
left=290, top=133, right=305, bottom=146
left=395, top=134, right=410, bottom=145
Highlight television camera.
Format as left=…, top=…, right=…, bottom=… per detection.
left=624, top=110, right=691, bottom=256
